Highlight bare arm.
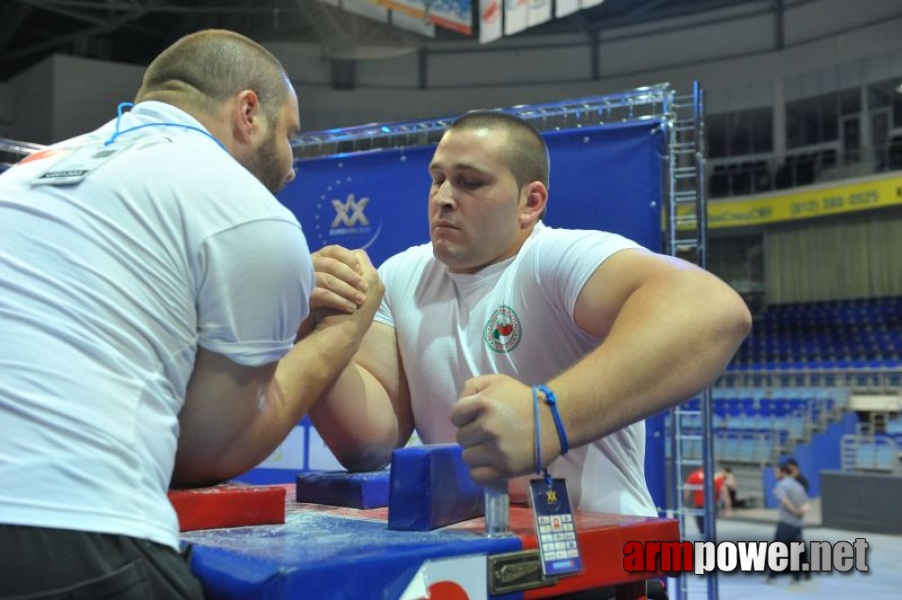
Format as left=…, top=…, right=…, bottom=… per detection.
left=551, top=249, right=752, bottom=454
left=307, top=321, right=415, bottom=472
left=453, top=249, right=751, bottom=483
left=295, top=245, right=414, bottom=472
left=172, top=249, right=383, bottom=487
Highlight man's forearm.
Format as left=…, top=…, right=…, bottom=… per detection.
left=307, top=359, right=403, bottom=472
left=174, top=248, right=386, bottom=487
left=254, top=312, right=383, bottom=463
left=172, top=315, right=372, bottom=487
left=276, top=315, right=367, bottom=412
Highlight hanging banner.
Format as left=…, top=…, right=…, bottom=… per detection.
left=378, top=0, right=427, bottom=19
left=504, top=0, right=528, bottom=35
left=379, top=0, right=473, bottom=35
left=428, top=0, right=473, bottom=34
left=527, top=0, right=552, bottom=27
left=555, top=0, right=580, bottom=18
left=479, top=0, right=503, bottom=43
left=342, top=0, right=389, bottom=22
left=282, top=119, right=665, bottom=265
left=391, top=10, right=436, bottom=36
left=683, top=173, right=902, bottom=229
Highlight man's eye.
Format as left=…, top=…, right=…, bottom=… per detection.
left=459, top=179, right=481, bottom=189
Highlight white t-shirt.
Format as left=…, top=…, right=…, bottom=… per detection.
left=376, top=223, right=657, bottom=516
left=0, top=101, right=314, bottom=549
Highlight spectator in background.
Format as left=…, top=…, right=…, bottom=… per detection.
left=780, top=457, right=812, bottom=580
left=781, top=457, right=810, bottom=492
left=721, top=466, right=752, bottom=508
left=724, top=467, right=739, bottom=507
left=683, top=466, right=733, bottom=536
left=765, top=463, right=809, bottom=585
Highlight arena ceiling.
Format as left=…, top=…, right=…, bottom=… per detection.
left=0, top=0, right=788, bottom=81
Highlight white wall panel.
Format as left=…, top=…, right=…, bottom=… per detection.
left=266, top=42, right=333, bottom=86
left=426, top=43, right=591, bottom=87
left=785, top=0, right=902, bottom=46
left=598, top=13, right=774, bottom=80
left=10, top=57, right=54, bottom=143
left=50, top=55, right=144, bottom=143
left=356, top=50, right=421, bottom=87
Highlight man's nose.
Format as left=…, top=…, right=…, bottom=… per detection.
left=433, top=181, right=455, bottom=207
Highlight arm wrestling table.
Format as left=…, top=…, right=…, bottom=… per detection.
left=180, top=485, right=679, bottom=600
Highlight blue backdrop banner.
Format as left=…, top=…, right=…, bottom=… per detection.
left=280, top=119, right=666, bottom=264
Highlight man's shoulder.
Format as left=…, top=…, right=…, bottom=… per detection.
left=531, top=223, right=618, bottom=239
left=381, top=241, right=434, bottom=270
left=527, top=224, right=590, bottom=243
left=523, top=224, right=640, bottom=256
left=779, top=476, right=805, bottom=492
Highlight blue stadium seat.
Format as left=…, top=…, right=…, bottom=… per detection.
left=726, top=296, right=902, bottom=373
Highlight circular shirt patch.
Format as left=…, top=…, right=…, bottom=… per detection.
left=483, top=304, right=522, bottom=353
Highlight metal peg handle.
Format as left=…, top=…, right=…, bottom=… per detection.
left=484, top=482, right=510, bottom=536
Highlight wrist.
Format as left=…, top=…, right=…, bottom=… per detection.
left=295, top=311, right=318, bottom=342
left=298, top=310, right=368, bottom=355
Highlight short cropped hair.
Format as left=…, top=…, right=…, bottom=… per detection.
left=447, top=111, right=550, bottom=191
left=136, top=29, right=289, bottom=126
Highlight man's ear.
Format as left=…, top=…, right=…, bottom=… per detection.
left=519, top=181, right=548, bottom=227
left=233, top=89, right=262, bottom=144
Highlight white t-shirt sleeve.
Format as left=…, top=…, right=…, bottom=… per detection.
left=532, top=228, right=645, bottom=319
left=373, top=247, right=428, bottom=330
left=195, top=219, right=314, bottom=366
left=374, top=302, right=394, bottom=330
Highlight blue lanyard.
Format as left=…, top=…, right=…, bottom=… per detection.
left=104, top=102, right=227, bottom=152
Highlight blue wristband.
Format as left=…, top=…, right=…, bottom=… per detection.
left=538, top=385, right=569, bottom=455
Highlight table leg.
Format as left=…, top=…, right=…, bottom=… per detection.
left=614, top=580, right=647, bottom=600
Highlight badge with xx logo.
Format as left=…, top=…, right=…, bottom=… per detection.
left=483, top=304, right=522, bottom=353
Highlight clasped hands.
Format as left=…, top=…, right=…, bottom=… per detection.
left=301, top=245, right=384, bottom=336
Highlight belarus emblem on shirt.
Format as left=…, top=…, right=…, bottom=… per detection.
left=483, top=304, right=522, bottom=353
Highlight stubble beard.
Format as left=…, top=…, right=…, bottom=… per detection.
left=243, top=129, right=285, bottom=195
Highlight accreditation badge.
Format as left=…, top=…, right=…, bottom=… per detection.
left=31, top=141, right=132, bottom=186
left=528, top=478, right=583, bottom=577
